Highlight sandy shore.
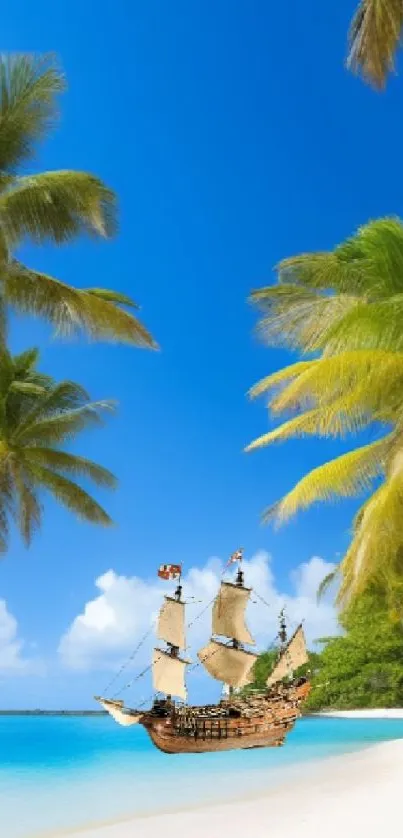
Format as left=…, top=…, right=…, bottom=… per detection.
left=60, top=736, right=403, bottom=838
left=317, top=708, right=403, bottom=718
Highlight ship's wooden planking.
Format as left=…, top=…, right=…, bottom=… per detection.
left=139, top=681, right=310, bottom=754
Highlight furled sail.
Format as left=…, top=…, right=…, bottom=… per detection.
left=266, top=625, right=308, bottom=688
left=212, top=582, right=255, bottom=645
left=152, top=648, right=187, bottom=700
left=96, top=698, right=142, bottom=726
left=157, top=597, right=185, bottom=650
left=198, top=640, right=258, bottom=688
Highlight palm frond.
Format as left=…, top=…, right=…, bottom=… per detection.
left=276, top=252, right=362, bottom=294
left=347, top=0, right=403, bottom=89
left=317, top=568, right=340, bottom=603
left=323, top=295, right=403, bottom=354
left=15, top=401, right=113, bottom=446
left=4, top=262, right=157, bottom=347
left=0, top=348, right=14, bottom=396
left=275, top=219, right=403, bottom=296
left=84, top=288, right=139, bottom=309
left=0, top=347, right=117, bottom=545
left=269, top=351, right=403, bottom=418
left=10, top=461, right=42, bottom=546
left=28, top=463, right=113, bottom=526
left=338, top=459, right=403, bottom=603
left=340, top=217, right=403, bottom=295
left=0, top=53, right=64, bottom=172
left=13, top=347, right=40, bottom=374
left=0, top=466, right=14, bottom=553
left=245, top=399, right=372, bottom=452
left=24, top=448, right=117, bottom=488
left=264, top=438, right=388, bottom=525
left=17, top=380, right=90, bottom=428
left=13, top=381, right=92, bottom=445
left=250, top=285, right=361, bottom=353
left=10, top=381, right=47, bottom=396
left=248, top=361, right=315, bottom=400
left=0, top=171, right=116, bottom=245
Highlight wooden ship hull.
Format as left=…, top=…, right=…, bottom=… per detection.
left=140, top=681, right=310, bottom=754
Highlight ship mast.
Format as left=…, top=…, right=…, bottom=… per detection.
left=153, top=579, right=188, bottom=702
left=266, top=613, right=309, bottom=689
left=197, top=551, right=258, bottom=693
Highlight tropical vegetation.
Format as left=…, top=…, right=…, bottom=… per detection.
left=246, top=217, right=403, bottom=608
left=0, top=346, right=116, bottom=552
left=347, top=0, right=403, bottom=90
left=247, top=590, right=403, bottom=710
left=305, top=588, right=403, bottom=710
left=0, top=53, right=155, bottom=347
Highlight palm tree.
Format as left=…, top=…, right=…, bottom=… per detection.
left=0, top=53, right=155, bottom=347
left=347, top=0, right=403, bottom=90
left=246, top=218, right=403, bottom=606
left=0, top=346, right=116, bottom=552
left=250, top=217, right=403, bottom=357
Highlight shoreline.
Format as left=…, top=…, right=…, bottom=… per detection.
left=47, top=734, right=403, bottom=838
left=315, top=708, right=403, bottom=718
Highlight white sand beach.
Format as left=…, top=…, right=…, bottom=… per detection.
left=60, top=734, right=403, bottom=838
left=317, top=708, right=403, bottom=718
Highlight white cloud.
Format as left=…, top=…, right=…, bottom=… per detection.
left=59, top=551, right=338, bottom=677
left=0, top=600, right=44, bottom=676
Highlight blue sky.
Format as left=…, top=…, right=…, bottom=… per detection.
left=0, top=1, right=401, bottom=707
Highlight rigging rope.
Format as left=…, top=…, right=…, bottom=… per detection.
left=106, top=597, right=217, bottom=697
left=252, top=590, right=273, bottom=612
left=112, top=660, right=154, bottom=699
left=102, top=624, right=155, bottom=695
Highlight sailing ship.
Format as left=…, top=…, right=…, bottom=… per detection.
left=95, top=552, right=310, bottom=754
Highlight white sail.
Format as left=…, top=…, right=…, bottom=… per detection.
left=198, top=640, right=258, bottom=688
left=152, top=648, right=187, bottom=700
left=96, top=698, right=142, bottom=726
left=212, top=582, right=255, bottom=645
left=157, top=597, right=185, bottom=650
left=266, top=625, right=309, bottom=688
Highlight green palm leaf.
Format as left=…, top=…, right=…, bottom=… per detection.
left=4, top=262, right=157, bottom=347
left=0, top=171, right=116, bottom=245
left=16, top=380, right=91, bottom=428
left=339, top=458, right=403, bottom=602
left=12, top=347, right=39, bottom=373
left=317, top=568, right=340, bottom=603
left=269, top=351, right=403, bottom=419
left=245, top=400, right=371, bottom=452
left=0, top=52, right=157, bottom=348
left=249, top=217, right=403, bottom=610
left=84, top=288, right=139, bottom=308
left=0, top=53, right=64, bottom=172
left=264, top=438, right=388, bottom=525
left=248, top=361, right=314, bottom=399
left=251, top=286, right=360, bottom=353
left=323, top=296, right=403, bottom=354
left=347, top=0, right=403, bottom=89
left=15, top=401, right=112, bottom=446
left=0, top=347, right=117, bottom=550
left=24, top=449, right=116, bottom=488
left=28, top=464, right=112, bottom=527
left=9, top=461, right=42, bottom=546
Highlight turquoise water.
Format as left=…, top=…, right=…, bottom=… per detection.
left=1, top=715, right=403, bottom=838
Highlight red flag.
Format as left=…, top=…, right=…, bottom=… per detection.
left=158, top=564, right=182, bottom=580
left=225, top=548, right=243, bottom=568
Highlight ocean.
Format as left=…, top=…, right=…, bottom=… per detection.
left=1, top=715, right=403, bottom=838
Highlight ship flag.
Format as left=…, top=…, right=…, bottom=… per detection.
left=225, top=548, right=243, bottom=568
left=158, top=563, right=182, bottom=580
